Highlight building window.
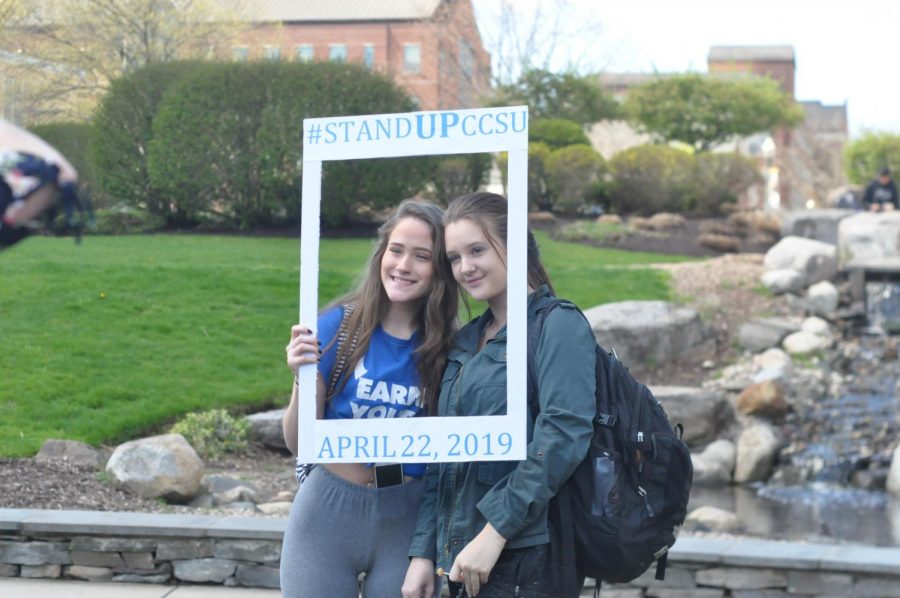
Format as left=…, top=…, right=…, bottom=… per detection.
left=232, top=46, right=249, bottom=61
left=363, top=44, right=375, bottom=69
left=403, top=43, right=421, bottom=73
left=459, top=39, right=474, bottom=78
left=458, top=39, right=475, bottom=106
left=262, top=45, right=281, bottom=61
left=329, top=44, right=347, bottom=63
left=296, top=44, right=314, bottom=62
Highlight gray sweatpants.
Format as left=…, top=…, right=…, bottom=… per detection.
left=280, top=465, right=438, bottom=598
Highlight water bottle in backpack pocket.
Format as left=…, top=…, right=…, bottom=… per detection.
left=591, top=451, right=621, bottom=517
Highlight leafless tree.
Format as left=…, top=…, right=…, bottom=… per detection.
left=474, top=0, right=607, bottom=85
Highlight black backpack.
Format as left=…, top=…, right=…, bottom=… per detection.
left=527, top=299, right=693, bottom=592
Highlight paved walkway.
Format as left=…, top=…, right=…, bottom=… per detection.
left=0, top=577, right=281, bottom=597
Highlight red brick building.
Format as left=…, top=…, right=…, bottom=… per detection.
left=707, top=45, right=796, bottom=97
left=232, top=0, right=491, bottom=111
left=707, top=46, right=848, bottom=209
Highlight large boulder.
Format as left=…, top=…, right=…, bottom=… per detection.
left=35, top=439, right=105, bottom=470
left=782, top=316, right=833, bottom=355
left=781, top=209, right=855, bottom=245
left=738, top=318, right=799, bottom=353
left=106, top=434, right=204, bottom=501
left=583, top=301, right=710, bottom=369
left=691, top=439, right=736, bottom=484
left=685, top=506, right=743, bottom=533
left=245, top=409, right=288, bottom=451
left=805, top=280, right=839, bottom=317
left=647, top=212, right=687, bottom=230
left=763, top=236, right=837, bottom=287
left=782, top=331, right=830, bottom=355
left=751, top=348, right=794, bottom=384
left=649, top=386, right=733, bottom=447
left=837, top=211, right=900, bottom=264
left=734, top=424, right=781, bottom=483
left=736, top=380, right=788, bottom=419
left=888, top=445, right=900, bottom=497
left=201, top=474, right=260, bottom=506
left=759, top=269, right=805, bottom=294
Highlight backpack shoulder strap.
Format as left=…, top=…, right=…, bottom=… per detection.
left=326, top=304, right=358, bottom=398
left=526, top=297, right=572, bottom=417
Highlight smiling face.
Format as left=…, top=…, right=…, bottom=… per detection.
left=380, top=216, right=435, bottom=307
left=445, top=217, right=508, bottom=306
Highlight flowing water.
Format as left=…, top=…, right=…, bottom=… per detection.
left=691, top=295, right=900, bottom=546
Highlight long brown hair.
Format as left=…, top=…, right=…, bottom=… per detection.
left=443, top=191, right=555, bottom=295
left=324, top=198, right=458, bottom=415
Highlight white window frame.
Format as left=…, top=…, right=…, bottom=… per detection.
left=296, top=44, right=314, bottom=62
left=329, top=44, right=347, bottom=63
left=403, top=43, right=421, bottom=73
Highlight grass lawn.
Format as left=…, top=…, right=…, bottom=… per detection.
left=0, top=233, right=691, bottom=457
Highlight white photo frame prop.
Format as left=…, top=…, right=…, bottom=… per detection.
left=298, top=106, right=528, bottom=463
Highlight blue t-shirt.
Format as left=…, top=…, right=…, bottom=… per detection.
left=317, top=306, right=426, bottom=477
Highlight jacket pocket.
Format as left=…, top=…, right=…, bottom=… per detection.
left=476, top=460, right=516, bottom=485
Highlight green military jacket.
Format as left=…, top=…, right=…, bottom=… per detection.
left=409, top=286, right=597, bottom=571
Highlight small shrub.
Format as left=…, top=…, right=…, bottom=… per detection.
left=170, top=409, right=249, bottom=459
left=683, top=152, right=761, bottom=215
left=498, top=142, right=553, bottom=210
left=608, top=144, right=693, bottom=215
left=698, top=220, right=734, bottom=236
left=428, top=153, right=491, bottom=202
left=645, top=212, right=687, bottom=230
left=554, top=220, right=631, bottom=243
left=545, top=144, right=606, bottom=216
left=528, top=211, right=555, bottom=223
left=91, top=61, right=203, bottom=217
left=92, top=204, right=165, bottom=234
left=697, top=233, right=740, bottom=253
left=529, top=118, right=590, bottom=149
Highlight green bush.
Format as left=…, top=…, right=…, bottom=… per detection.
left=608, top=145, right=694, bottom=215
left=496, top=142, right=552, bottom=211
left=145, top=61, right=430, bottom=228
left=428, top=153, right=491, bottom=203
left=148, top=62, right=275, bottom=227
left=29, top=121, right=101, bottom=207
left=684, top=152, right=761, bottom=215
left=529, top=118, right=590, bottom=150
left=91, top=204, right=165, bottom=234
left=170, top=409, right=249, bottom=459
left=261, top=62, right=432, bottom=227
left=554, top=219, right=631, bottom=243
left=845, top=132, right=900, bottom=184
left=545, top=144, right=606, bottom=216
left=90, top=61, right=202, bottom=218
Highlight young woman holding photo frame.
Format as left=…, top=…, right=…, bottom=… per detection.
left=281, top=198, right=458, bottom=598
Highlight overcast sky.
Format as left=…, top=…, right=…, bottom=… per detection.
left=472, top=0, right=899, bottom=137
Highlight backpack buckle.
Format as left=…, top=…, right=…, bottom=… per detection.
left=596, top=412, right=616, bottom=427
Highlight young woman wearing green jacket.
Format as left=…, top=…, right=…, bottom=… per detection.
left=403, top=192, right=597, bottom=598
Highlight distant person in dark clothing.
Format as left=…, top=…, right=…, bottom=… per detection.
left=0, top=117, right=84, bottom=250
left=863, top=167, right=899, bottom=212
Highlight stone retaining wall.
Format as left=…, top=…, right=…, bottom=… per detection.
left=0, top=509, right=283, bottom=589
left=1, top=509, right=899, bottom=596
left=591, top=536, right=900, bottom=597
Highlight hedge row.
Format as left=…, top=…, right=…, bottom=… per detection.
left=89, top=61, right=488, bottom=228
left=607, top=146, right=762, bottom=216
